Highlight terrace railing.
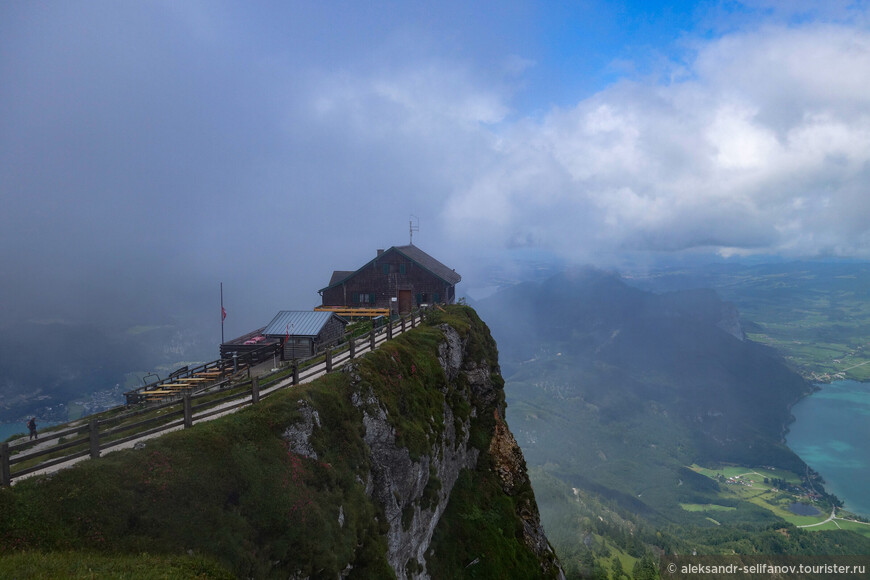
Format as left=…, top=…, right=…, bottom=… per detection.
left=1, top=309, right=424, bottom=487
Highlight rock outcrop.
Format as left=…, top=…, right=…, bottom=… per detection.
left=0, top=306, right=562, bottom=579
left=338, top=319, right=562, bottom=578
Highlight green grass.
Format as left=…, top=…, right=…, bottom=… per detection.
left=680, top=503, right=736, bottom=512
left=833, top=520, right=870, bottom=538
left=0, top=551, right=234, bottom=579
left=426, top=467, right=558, bottom=579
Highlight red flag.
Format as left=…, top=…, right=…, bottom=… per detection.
left=285, top=323, right=290, bottom=343
left=222, top=307, right=227, bottom=321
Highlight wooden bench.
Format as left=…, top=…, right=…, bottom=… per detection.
left=142, top=389, right=175, bottom=400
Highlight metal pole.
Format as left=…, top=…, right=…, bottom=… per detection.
left=89, top=419, right=100, bottom=459
left=183, top=394, right=193, bottom=428
left=220, top=282, right=225, bottom=346
left=0, top=443, right=10, bottom=487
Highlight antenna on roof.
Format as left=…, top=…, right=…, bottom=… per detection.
left=409, top=214, right=419, bottom=245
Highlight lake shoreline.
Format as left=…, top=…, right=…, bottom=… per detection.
left=786, top=380, right=870, bottom=518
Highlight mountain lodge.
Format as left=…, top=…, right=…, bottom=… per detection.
left=317, top=245, right=461, bottom=316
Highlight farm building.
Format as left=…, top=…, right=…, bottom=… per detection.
left=262, top=310, right=348, bottom=359
left=318, top=245, right=461, bottom=315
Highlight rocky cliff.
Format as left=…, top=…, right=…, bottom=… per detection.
left=0, top=306, right=562, bottom=579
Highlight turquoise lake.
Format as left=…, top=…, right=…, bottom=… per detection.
left=0, top=422, right=29, bottom=442
left=786, top=380, right=870, bottom=517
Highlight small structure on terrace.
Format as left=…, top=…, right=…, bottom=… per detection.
left=262, top=310, right=348, bottom=359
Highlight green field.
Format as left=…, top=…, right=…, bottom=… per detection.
left=688, top=465, right=833, bottom=527
left=680, top=503, right=736, bottom=512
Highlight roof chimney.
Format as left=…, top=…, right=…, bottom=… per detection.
left=377, top=249, right=384, bottom=257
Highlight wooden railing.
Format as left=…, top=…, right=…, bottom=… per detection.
left=314, top=306, right=390, bottom=318
left=1, top=310, right=424, bottom=487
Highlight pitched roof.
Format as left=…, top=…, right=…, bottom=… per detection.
left=262, top=311, right=346, bottom=337
left=329, top=270, right=355, bottom=286
left=393, top=245, right=462, bottom=285
left=318, top=245, right=462, bottom=292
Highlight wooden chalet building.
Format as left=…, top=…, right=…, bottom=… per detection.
left=318, top=245, right=461, bottom=315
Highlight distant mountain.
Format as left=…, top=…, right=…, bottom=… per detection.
left=476, top=268, right=868, bottom=575
left=481, top=267, right=809, bottom=470
left=625, top=260, right=870, bottom=382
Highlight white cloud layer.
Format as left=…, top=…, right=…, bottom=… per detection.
left=442, top=22, right=870, bottom=261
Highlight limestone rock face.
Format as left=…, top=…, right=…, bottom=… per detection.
left=281, top=315, right=563, bottom=579
left=348, top=323, right=485, bottom=578
left=281, top=402, right=321, bottom=460
left=490, top=412, right=565, bottom=579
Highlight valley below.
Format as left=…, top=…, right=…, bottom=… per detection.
left=474, top=264, right=870, bottom=578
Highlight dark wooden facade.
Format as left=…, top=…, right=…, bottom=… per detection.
left=319, top=245, right=461, bottom=314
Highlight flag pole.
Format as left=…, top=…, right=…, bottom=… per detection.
left=220, top=282, right=225, bottom=345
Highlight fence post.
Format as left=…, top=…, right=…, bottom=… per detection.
left=89, top=419, right=100, bottom=459
left=183, top=394, right=193, bottom=429
left=401, top=316, right=406, bottom=333
left=292, top=363, right=299, bottom=385
left=0, top=443, right=10, bottom=487
left=349, top=337, right=356, bottom=359
left=251, top=376, right=260, bottom=404
left=369, top=330, right=376, bottom=351
left=325, top=349, right=333, bottom=372
left=387, top=322, right=393, bottom=340
left=411, top=312, right=416, bottom=328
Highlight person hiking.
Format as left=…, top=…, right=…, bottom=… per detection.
left=27, top=417, right=37, bottom=440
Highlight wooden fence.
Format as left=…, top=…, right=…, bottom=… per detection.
left=0, top=310, right=423, bottom=487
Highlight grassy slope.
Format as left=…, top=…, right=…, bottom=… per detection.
left=0, top=306, right=555, bottom=579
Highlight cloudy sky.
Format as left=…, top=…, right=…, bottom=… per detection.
left=2, top=0, right=870, bottom=336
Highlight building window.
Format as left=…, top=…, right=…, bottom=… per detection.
left=434, top=292, right=440, bottom=303
left=382, top=263, right=390, bottom=275
left=355, top=292, right=375, bottom=304
left=399, top=263, right=406, bottom=274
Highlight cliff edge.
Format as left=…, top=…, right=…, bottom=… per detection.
left=0, top=306, right=562, bottom=579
